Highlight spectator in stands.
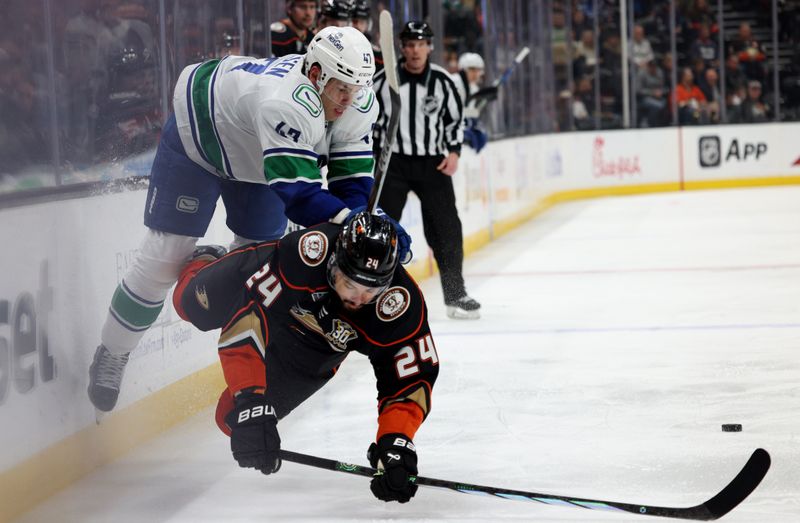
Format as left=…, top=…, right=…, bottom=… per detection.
left=270, top=0, right=317, bottom=57
left=691, top=58, right=708, bottom=92
left=601, top=32, right=623, bottom=118
left=552, top=7, right=570, bottom=108
left=739, top=79, right=771, bottom=123
left=552, top=9, right=570, bottom=73
left=727, top=82, right=747, bottom=122
left=728, top=22, right=766, bottom=82
left=443, top=0, right=482, bottom=55
left=724, top=53, right=748, bottom=95
left=690, top=23, right=719, bottom=69
left=94, top=0, right=161, bottom=160
left=62, top=0, right=117, bottom=166
left=572, top=75, right=595, bottom=130
left=675, top=67, right=708, bottom=125
left=684, top=0, right=718, bottom=41
left=661, top=52, right=674, bottom=92
left=629, top=24, right=654, bottom=70
left=0, top=39, right=45, bottom=175
left=636, top=58, right=667, bottom=127
left=571, top=5, right=592, bottom=42
left=573, top=29, right=597, bottom=80
left=698, top=68, right=721, bottom=124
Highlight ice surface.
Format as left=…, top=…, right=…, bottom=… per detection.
left=17, top=187, right=800, bottom=522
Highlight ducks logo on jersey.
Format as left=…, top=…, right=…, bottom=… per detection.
left=298, top=231, right=329, bottom=266
left=376, top=287, right=410, bottom=321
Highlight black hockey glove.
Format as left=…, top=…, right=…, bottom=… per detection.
left=367, top=433, right=418, bottom=503
left=224, top=391, right=281, bottom=475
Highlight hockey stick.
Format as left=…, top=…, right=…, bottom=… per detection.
left=469, top=46, right=530, bottom=110
left=366, top=10, right=401, bottom=215
left=280, top=448, right=770, bottom=520
left=495, top=46, right=530, bottom=87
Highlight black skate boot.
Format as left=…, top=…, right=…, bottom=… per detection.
left=88, top=344, right=130, bottom=413
left=445, top=295, right=481, bottom=319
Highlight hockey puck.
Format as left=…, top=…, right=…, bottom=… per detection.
left=721, top=424, right=742, bottom=432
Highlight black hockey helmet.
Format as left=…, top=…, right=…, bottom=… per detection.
left=352, top=0, right=370, bottom=19
left=329, top=211, right=399, bottom=288
left=320, top=0, right=354, bottom=21
left=399, top=21, right=433, bottom=42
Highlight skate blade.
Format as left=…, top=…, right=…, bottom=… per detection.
left=446, top=306, right=481, bottom=320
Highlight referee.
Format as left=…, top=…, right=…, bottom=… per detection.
left=373, top=21, right=480, bottom=319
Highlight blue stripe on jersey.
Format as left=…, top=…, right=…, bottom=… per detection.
left=329, top=150, right=373, bottom=158
left=270, top=180, right=345, bottom=227
left=185, top=64, right=213, bottom=167
left=209, top=57, right=236, bottom=179
left=263, top=147, right=319, bottom=159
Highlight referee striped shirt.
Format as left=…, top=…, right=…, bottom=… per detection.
left=373, top=61, right=464, bottom=157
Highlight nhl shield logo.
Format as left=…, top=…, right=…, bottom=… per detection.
left=698, top=136, right=721, bottom=167
left=422, top=95, right=441, bottom=115
left=376, top=287, right=410, bottom=322
left=325, top=318, right=358, bottom=352
left=298, top=231, right=329, bottom=266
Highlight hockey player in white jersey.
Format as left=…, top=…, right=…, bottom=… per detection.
left=88, top=26, right=409, bottom=413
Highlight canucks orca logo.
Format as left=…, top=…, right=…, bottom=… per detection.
left=293, top=85, right=323, bottom=117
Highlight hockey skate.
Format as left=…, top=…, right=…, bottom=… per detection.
left=88, top=344, right=130, bottom=418
left=445, top=295, right=481, bottom=319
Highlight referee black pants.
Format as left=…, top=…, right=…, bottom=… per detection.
left=379, top=154, right=466, bottom=303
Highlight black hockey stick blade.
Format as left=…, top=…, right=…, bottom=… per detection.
left=279, top=448, right=770, bottom=520
left=367, top=10, right=401, bottom=215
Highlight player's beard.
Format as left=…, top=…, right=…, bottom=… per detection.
left=330, top=290, right=362, bottom=312
left=341, top=299, right=362, bottom=312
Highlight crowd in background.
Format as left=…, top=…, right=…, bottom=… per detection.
left=552, top=0, right=800, bottom=130
left=2, top=0, right=800, bottom=195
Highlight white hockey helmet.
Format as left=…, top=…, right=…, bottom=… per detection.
left=458, top=52, right=485, bottom=71
left=304, top=26, right=375, bottom=90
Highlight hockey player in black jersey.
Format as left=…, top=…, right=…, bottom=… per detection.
left=270, top=0, right=317, bottom=57
left=173, top=211, right=438, bottom=503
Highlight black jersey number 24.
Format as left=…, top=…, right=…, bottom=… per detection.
left=245, top=261, right=283, bottom=308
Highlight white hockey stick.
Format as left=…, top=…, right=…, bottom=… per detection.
left=469, top=46, right=530, bottom=109
left=367, top=10, right=401, bottom=215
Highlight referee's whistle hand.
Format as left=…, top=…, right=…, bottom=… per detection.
left=436, top=152, right=459, bottom=176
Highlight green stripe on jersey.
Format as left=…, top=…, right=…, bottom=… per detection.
left=190, top=60, right=225, bottom=173
left=328, top=157, right=374, bottom=181
left=110, top=285, right=164, bottom=329
left=264, top=155, right=321, bottom=183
